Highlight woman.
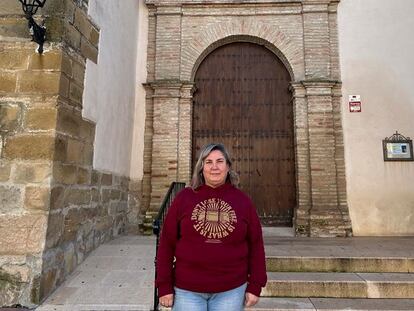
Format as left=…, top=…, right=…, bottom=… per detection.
left=156, top=143, right=267, bottom=311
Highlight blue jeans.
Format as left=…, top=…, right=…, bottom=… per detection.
left=172, top=283, right=247, bottom=311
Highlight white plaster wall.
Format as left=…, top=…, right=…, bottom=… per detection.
left=83, top=0, right=146, bottom=179
left=338, top=0, right=414, bottom=235
left=130, top=1, right=148, bottom=180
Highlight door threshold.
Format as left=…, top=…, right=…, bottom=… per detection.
left=262, top=226, right=295, bottom=237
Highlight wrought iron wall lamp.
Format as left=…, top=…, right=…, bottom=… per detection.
left=18, top=0, right=47, bottom=54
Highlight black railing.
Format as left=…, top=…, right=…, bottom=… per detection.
left=152, top=182, right=186, bottom=311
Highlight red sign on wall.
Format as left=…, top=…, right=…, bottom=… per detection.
left=349, top=95, right=361, bottom=112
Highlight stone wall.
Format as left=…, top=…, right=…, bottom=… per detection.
left=143, top=0, right=352, bottom=237
left=0, top=0, right=134, bottom=307
left=0, top=40, right=60, bottom=308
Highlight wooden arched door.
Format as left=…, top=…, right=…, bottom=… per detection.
left=192, top=42, right=295, bottom=226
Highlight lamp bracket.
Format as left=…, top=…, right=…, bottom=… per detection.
left=18, top=0, right=47, bottom=54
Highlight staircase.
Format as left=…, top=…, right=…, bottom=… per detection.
left=249, top=237, right=414, bottom=310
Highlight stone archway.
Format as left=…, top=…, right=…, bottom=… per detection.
left=192, top=41, right=296, bottom=226
left=144, top=0, right=352, bottom=237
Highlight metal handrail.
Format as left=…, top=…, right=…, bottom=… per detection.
left=152, top=182, right=186, bottom=311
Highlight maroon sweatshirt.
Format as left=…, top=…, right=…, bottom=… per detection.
left=156, top=183, right=267, bottom=297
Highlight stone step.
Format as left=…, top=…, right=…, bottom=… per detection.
left=160, top=297, right=414, bottom=311
left=266, top=256, right=414, bottom=273
left=247, top=298, right=414, bottom=310
left=262, top=227, right=295, bottom=237
left=263, top=272, right=414, bottom=298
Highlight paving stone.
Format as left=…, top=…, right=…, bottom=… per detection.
left=127, top=257, right=154, bottom=271
left=69, top=286, right=149, bottom=305
left=65, top=268, right=108, bottom=288
left=91, top=245, right=152, bottom=257
left=310, top=298, right=414, bottom=310
left=38, top=286, right=79, bottom=305
left=101, top=270, right=150, bottom=288
left=37, top=304, right=151, bottom=310
left=78, top=255, right=135, bottom=271
left=247, top=298, right=315, bottom=310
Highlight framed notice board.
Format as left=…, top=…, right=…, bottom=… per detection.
left=383, top=131, right=413, bottom=161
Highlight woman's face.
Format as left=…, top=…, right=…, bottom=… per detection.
left=202, top=150, right=229, bottom=188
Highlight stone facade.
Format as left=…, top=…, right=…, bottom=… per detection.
left=143, top=0, right=352, bottom=237
left=0, top=0, right=136, bottom=307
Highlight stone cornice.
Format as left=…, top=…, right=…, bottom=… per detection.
left=146, top=0, right=300, bottom=5
left=145, top=80, right=192, bottom=88
left=145, top=0, right=339, bottom=6
left=144, top=80, right=195, bottom=98
left=146, top=0, right=339, bottom=16
left=300, top=79, right=341, bottom=86
left=291, top=79, right=342, bottom=96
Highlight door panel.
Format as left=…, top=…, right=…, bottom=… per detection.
left=192, top=42, right=295, bottom=226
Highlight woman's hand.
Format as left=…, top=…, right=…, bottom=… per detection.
left=245, top=292, right=259, bottom=307
left=159, top=294, right=174, bottom=308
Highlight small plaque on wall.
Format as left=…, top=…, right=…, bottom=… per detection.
left=383, top=131, right=413, bottom=161
left=349, top=95, right=362, bottom=112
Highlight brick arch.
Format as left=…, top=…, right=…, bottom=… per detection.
left=180, top=20, right=304, bottom=82
left=190, top=35, right=295, bottom=82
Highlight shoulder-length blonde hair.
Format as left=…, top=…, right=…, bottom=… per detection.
left=191, top=143, right=239, bottom=190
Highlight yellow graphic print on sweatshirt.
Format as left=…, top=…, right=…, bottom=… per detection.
left=191, top=198, right=237, bottom=242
